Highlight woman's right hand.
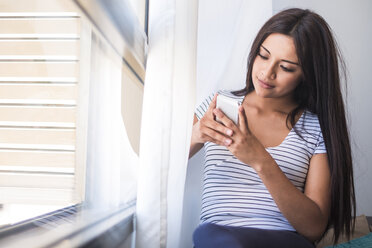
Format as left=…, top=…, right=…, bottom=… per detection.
left=191, top=94, right=234, bottom=147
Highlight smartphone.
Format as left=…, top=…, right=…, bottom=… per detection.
left=216, top=94, right=240, bottom=125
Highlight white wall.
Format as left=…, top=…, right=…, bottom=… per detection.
left=273, top=0, right=372, bottom=218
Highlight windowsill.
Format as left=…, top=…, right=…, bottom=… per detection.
left=0, top=203, right=71, bottom=228
left=0, top=201, right=136, bottom=248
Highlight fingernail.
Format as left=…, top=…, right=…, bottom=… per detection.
left=226, top=129, right=233, bottom=136
left=224, top=139, right=231, bottom=145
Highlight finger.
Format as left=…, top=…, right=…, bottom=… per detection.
left=201, top=126, right=232, bottom=146
left=238, top=105, right=249, bottom=134
left=205, top=93, right=218, bottom=117
left=213, top=108, right=236, bottom=130
left=204, top=118, right=234, bottom=137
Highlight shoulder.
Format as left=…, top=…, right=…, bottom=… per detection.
left=297, top=110, right=322, bottom=131
left=297, top=110, right=327, bottom=154
left=296, top=110, right=323, bottom=140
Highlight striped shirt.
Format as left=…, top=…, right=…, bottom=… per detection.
left=195, top=90, right=327, bottom=231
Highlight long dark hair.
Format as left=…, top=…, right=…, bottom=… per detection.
left=235, top=8, right=355, bottom=243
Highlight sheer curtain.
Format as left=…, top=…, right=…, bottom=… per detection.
left=84, top=30, right=138, bottom=211
left=136, top=1, right=273, bottom=247
left=135, top=0, right=198, bottom=247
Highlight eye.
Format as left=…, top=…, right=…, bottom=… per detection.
left=280, top=65, right=295, bottom=72
left=258, top=53, right=268, bottom=60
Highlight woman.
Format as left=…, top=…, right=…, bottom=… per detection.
left=190, top=8, right=355, bottom=248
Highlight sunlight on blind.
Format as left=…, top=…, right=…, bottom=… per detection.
left=0, top=0, right=84, bottom=226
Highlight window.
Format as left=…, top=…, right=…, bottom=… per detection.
left=0, top=0, right=147, bottom=246
left=0, top=0, right=84, bottom=226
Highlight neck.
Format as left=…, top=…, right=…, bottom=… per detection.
left=245, top=91, right=298, bottom=114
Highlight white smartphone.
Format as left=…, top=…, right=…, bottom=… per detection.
left=216, top=94, right=240, bottom=125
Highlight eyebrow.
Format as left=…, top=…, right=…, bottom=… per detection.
left=261, top=45, right=300, bottom=66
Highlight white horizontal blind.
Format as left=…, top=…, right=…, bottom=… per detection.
left=0, top=1, right=83, bottom=205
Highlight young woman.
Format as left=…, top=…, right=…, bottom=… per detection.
left=190, top=8, right=355, bottom=248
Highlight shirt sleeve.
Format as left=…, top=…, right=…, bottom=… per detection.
left=195, top=92, right=216, bottom=120
left=314, top=129, right=327, bottom=154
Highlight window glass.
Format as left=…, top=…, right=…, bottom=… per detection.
left=0, top=0, right=146, bottom=230
left=0, top=1, right=83, bottom=227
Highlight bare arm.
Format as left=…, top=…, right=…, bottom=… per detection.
left=189, top=115, right=204, bottom=158
left=257, top=153, right=330, bottom=242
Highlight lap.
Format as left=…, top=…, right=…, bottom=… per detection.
left=193, top=222, right=315, bottom=248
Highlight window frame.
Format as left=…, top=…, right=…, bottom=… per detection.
left=0, top=0, right=148, bottom=246
left=0, top=201, right=136, bottom=247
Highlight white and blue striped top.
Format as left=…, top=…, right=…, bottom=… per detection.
left=195, top=90, right=327, bottom=231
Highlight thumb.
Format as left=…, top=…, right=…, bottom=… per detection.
left=238, top=105, right=250, bottom=134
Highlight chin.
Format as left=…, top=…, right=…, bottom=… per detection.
left=259, top=93, right=275, bottom=99
left=253, top=85, right=273, bottom=98
left=254, top=89, right=273, bottom=98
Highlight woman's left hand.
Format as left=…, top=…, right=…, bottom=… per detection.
left=213, top=106, right=272, bottom=170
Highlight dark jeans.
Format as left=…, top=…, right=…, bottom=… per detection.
left=193, top=222, right=315, bottom=248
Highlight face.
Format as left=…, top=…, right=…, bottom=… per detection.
left=251, top=33, right=303, bottom=100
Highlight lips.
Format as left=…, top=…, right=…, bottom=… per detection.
left=258, top=79, right=274, bottom=89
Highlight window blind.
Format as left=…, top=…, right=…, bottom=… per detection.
left=0, top=0, right=84, bottom=206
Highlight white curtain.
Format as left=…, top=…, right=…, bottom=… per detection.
left=135, top=0, right=198, bottom=247
left=85, top=31, right=138, bottom=211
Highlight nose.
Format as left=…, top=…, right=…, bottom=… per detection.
left=261, top=62, right=276, bottom=80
